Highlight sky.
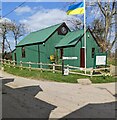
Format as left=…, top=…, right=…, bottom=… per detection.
left=1, top=2, right=116, bottom=51
left=2, top=2, right=103, bottom=31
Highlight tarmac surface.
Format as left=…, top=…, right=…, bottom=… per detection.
left=0, top=70, right=116, bottom=119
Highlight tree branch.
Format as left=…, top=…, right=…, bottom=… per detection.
left=112, top=0, right=116, bottom=15
left=97, top=0, right=106, bottom=16
left=109, top=33, right=117, bottom=50
left=112, top=0, right=115, bottom=11
left=110, top=22, right=117, bottom=26
left=5, top=39, right=12, bottom=52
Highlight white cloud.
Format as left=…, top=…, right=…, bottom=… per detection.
left=19, top=8, right=82, bottom=32
left=0, top=18, right=12, bottom=24
left=15, top=6, right=32, bottom=15
left=0, top=18, right=13, bottom=35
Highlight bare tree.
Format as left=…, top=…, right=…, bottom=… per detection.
left=66, top=18, right=82, bottom=30
left=97, top=0, right=117, bottom=51
left=9, top=22, right=26, bottom=46
left=5, top=39, right=12, bottom=52
left=92, top=19, right=107, bottom=52
left=0, top=19, right=11, bottom=58
left=0, top=19, right=27, bottom=59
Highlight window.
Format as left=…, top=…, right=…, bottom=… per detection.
left=92, top=48, right=95, bottom=58
left=58, top=26, right=68, bottom=35
left=22, top=47, right=26, bottom=58
left=60, top=49, right=63, bottom=59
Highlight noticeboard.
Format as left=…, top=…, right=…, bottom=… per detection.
left=94, top=53, right=107, bottom=68
left=96, top=56, right=106, bottom=65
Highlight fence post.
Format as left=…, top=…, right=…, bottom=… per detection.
left=20, top=61, right=22, bottom=70
left=13, top=60, right=15, bottom=68
left=67, top=64, right=69, bottom=75
left=8, top=60, right=11, bottom=67
left=40, top=62, right=43, bottom=73
left=1, top=59, right=4, bottom=71
left=3, top=59, right=5, bottom=66
left=67, top=64, right=69, bottom=69
left=90, top=69, right=93, bottom=78
left=29, top=62, right=31, bottom=71
left=53, top=63, right=55, bottom=73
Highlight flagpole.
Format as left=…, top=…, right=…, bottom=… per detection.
left=84, top=0, right=86, bottom=74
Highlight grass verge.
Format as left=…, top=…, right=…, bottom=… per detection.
left=107, top=58, right=116, bottom=66
left=3, top=65, right=116, bottom=83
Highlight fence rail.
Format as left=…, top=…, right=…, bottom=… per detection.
left=1, top=59, right=111, bottom=77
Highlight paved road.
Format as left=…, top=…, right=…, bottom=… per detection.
left=0, top=70, right=116, bottom=119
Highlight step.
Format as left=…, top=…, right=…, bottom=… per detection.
left=77, top=79, right=92, bottom=85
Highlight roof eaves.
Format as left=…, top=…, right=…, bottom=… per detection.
left=11, top=48, right=16, bottom=53
left=55, top=44, right=75, bottom=49
left=74, top=28, right=99, bottom=47
left=16, top=41, right=44, bottom=47
left=87, top=28, right=100, bottom=47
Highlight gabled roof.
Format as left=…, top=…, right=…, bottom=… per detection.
left=55, top=28, right=100, bottom=48
left=16, top=23, right=64, bottom=47
left=55, top=29, right=83, bottom=48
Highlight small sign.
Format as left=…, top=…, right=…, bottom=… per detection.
left=96, top=56, right=106, bottom=65
left=94, top=53, right=107, bottom=68
left=63, top=57, right=77, bottom=60
left=64, top=68, right=69, bottom=75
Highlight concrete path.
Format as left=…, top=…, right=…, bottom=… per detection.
left=0, top=70, right=116, bottom=119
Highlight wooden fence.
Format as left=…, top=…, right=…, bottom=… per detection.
left=1, top=59, right=111, bottom=77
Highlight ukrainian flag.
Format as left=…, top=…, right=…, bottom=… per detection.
left=67, top=2, right=84, bottom=15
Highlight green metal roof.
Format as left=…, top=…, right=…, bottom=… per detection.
left=55, top=29, right=84, bottom=48
left=17, top=23, right=62, bottom=47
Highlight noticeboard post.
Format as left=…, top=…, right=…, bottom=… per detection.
left=62, top=56, right=77, bottom=75
left=94, top=53, right=107, bottom=68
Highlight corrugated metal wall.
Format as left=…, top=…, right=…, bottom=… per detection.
left=14, top=31, right=65, bottom=68
left=16, top=45, right=39, bottom=67
left=13, top=30, right=100, bottom=68
left=63, top=31, right=100, bottom=68
left=40, top=32, right=65, bottom=64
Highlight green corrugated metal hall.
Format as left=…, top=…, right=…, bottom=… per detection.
left=12, top=22, right=101, bottom=68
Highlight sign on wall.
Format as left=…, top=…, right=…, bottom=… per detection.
left=63, top=57, right=78, bottom=60
left=96, top=56, right=106, bottom=65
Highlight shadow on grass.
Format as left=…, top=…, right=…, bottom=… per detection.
left=2, top=78, right=57, bottom=119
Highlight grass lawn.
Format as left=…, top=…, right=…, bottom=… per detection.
left=3, top=65, right=116, bottom=84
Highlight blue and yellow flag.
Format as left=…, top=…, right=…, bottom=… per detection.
left=67, top=2, right=84, bottom=15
